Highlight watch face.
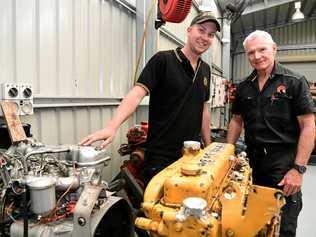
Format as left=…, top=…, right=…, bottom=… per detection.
left=299, top=166, right=306, bottom=173
left=295, top=164, right=306, bottom=174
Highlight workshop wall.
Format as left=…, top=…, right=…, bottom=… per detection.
left=232, top=19, right=316, bottom=83
left=0, top=0, right=136, bottom=181
left=0, top=0, right=225, bottom=181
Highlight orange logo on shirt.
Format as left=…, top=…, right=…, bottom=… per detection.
left=276, top=84, right=286, bottom=94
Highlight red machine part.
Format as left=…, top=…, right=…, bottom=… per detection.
left=227, top=82, right=237, bottom=102
left=126, top=121, right=148, bottom=144
left=159, top=0, right=192, bottom=23
left=125, top=148, right=145, bottom=189
left=118, top=122, right=149, bottom=189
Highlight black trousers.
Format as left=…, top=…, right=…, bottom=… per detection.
left=280, top=191, right=302, bottom=237
left=246, top=144, right=302, bottom=236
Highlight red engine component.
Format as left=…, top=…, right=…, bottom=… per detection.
left=117, top=122, right=149, bottom=190
left=227, top=82, right=237, bottom=102
left=226, top=81, right=237, bottom=103
left=126, top=121, right=148, bottom=144
left=159, top=0, right=192, bottom=23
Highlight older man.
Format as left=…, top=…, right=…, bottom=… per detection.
left=227, top=30, right=315, bottom=236
left=81, top=12, right=221, bottom=184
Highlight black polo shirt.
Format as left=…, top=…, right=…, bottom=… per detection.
left=136, top=47, right=210, bottom=163
left=232, top=62, right=314, bottom=147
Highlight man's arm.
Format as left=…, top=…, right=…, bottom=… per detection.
left=227, top=114, right=243, bottom=144
left=294, top=113, right=315, bottom=165
left=80, top=85, right=147, bottom=148
left=278, top=113, right=315, bottom=196
left=201, top=103, right=211, bottom=146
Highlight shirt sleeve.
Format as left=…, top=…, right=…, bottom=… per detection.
left=231, top=83, right=242, bottom=115
left=135, top=52, right=165, bottom=94
left=292, top=76, right=315, bottom=116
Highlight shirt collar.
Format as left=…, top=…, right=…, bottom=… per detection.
left=247, top=61, right=282, bottom=82
left=271, top=61, right=284, bottom=77
left=174, top=47, right=202, bottom=65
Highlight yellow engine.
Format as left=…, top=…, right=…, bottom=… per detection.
left=135, top=142, right=285, bottom=237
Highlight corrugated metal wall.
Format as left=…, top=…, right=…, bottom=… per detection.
left=232, top=19, right=316, bottom=82
left=0, top=0, right=136, bottom=181
left=0, top=0, right=224, bottom=181
left=0, top=0, right=136, bottom=97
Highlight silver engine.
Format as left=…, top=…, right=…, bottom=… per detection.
left=0, top=139, right=133, bottom=237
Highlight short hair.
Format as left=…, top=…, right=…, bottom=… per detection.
left=243, top=30, right=275, bottom=49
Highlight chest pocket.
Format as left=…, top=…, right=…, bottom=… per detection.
left=267, top=94, right=293, bottom=118
left=241, top=96, right=257, bottom=121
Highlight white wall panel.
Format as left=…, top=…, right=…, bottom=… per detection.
left=0, top=1, right=15, bottom=82
left=0, top=0, right=136, bottom=98
left=59, top=0, right=75, bottom=96
left=39, top=0, right=58, bottom=95
left=88, top=0, right=101, bottom=97
left=0, top=0, right=137, bottom=182
left=158, top=34, right=180, bottom=51
left=163, top=7, right=199, bottom=44
left=16, top=0, right=37, bottom=86
left=58, top=108, right=76, bottom=144
left=212, top=37, right=222, bottom=69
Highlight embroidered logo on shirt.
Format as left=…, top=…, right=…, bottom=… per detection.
left=271, top=84, right=287, bottom=103
left=276, top=84, right=286, bottom=94
left=204, top=77, right=208, bottom=86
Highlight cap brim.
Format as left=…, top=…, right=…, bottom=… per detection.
left=195, top=19, right=221, bottom=32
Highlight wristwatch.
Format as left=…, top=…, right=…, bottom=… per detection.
left=293, top=164, right=307, bottom=174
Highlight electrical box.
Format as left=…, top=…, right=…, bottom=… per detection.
left=0, top=83, right=34, bottom=116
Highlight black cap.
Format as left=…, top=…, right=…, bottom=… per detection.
left=190, top=11, right=221, bottom=32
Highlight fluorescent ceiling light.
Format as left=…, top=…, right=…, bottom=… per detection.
left=292, top=1, right=305, bottom=22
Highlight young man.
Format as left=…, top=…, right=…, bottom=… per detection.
left=227, top=30, right=315, bottom=236
left=80, top=12, right=220, bottom=183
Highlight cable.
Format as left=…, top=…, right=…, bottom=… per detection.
left=133, top=0, right=158, bottom=85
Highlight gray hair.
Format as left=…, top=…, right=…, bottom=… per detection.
left=243, top=30, right=275, bottom=49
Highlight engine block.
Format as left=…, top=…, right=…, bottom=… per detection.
left=0, top=139, right=133, bottom=237
left=135, top=142, right=285, bottom=237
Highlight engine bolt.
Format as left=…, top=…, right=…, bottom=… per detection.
left=78, top=217, right=86, bottom=226
left=226, top=228, right=235, bottom=237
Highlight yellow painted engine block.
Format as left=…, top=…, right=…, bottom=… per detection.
left=135, top=142, right=285, bottom=237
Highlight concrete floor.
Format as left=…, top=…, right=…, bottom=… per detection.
left=297, top=165, right=316, bottom=236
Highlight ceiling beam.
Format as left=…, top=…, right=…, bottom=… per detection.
left=239, top=18, right=246, bottom=37
left=300, top=0, right=308, bottom=13
left=307, top=1, right=316, bottom=17
left=232, top=19, right=315, bottom=41
left=252, top=13, right=256, bottom=32
left=242, top=0, right=296, bottom=15
left=263, top=8, right=268, bottom=28
left=233, top=43, right=316, bottom=55
left=274, top=5, right=280, bottom=26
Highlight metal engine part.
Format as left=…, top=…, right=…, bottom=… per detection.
left=135, top=142, right=285, bottom=237
left=0, top=139, right=133, bottom=237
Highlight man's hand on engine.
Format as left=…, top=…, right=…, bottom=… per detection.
left=80, top=127, right=117, bottom=149
left=278, top=168, right=303, bottom=196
